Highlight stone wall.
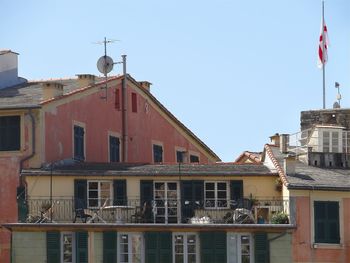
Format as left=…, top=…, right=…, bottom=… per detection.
left=300, top=109, right=350, bottom=131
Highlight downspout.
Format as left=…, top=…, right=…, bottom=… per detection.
left=121, top=55, right=128, bottom=162
left=17, top=110, right=36, bottom=221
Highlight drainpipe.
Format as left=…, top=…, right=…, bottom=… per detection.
left=18, top=109, right=36, bottom=192
left=121, top=55, right=128, bottom=162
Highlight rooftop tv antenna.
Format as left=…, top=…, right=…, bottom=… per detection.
left=95, top=37, right=119, bottom=99
left=334, top=81, right=342, bottom=108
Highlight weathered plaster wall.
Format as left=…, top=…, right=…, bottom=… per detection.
left=269, top=232, right=292, bottom=263
left=12, top=232, right=46, bottom=263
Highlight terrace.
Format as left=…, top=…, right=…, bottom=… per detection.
left=22, top=197, right=290, bottom=225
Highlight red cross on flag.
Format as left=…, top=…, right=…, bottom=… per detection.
left=318, top=21, right=329, bottom=68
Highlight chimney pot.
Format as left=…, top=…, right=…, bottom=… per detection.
left=76, top=74, right=96, bottom=88
left=284, top=154, right=296, bottom=175
left=42, top=82, right=64, bottom=100
left=138, top=81, right=152, bottom=91
left=269, top=133, right=280, bottom=146
left=280, top=134, right=289, bottom=153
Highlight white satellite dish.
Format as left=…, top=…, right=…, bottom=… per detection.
left=97, top=55, right=114, bottom=75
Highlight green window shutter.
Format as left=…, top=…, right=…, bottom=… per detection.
left=201, top=232, right=226, bottom=263
left=103, top=231, right=117, bottom=263
left=145, top=232, right=172, bottom=263
left=145, top=232, right=158, bottom=263
left=76, top=232, right=88, bottom=263
left=74, top=179, right=87, bottom=209
left=230, top=180, right=243, bottom=201
left=193, top=180, right=204, bottom=208
left=114, top=180, right=127, bottom=205
left=140, top=180, right=154, bottom=223
left=47, top=231, right=60, bottom=263
left=315, top=201, right=340, bottom=244
left=255, top=232, right=269, bottom=263
left=159, top=232, right=172, bottom=263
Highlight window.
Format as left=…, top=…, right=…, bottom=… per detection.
left=204, top=182, right=228, bottom=208
left=109, top=135, right=120, bottom=162
left=240, top=235, right=251, bottom=263
left=190, top=155, right=199, bottom=163
left=74, top=125, right=85, bottom=160
left=0, top=115, right=20, bottom=151
left=88, top=181, right=112, bottom=208
left=61, top=232, right=75, bottom=263
left=176, top=150, right=184, bottom=163
left=322, top=130, right=340, bottom=153
left=118, top=233, right=144, bottom=263
left=314, top=201, right=340, bottom=244
left=227, top=233, right=253, bottom=263
left=153, top=144, right=163, bottom=163
left=154, top=182, right=179, bottom=223
left=131, top=92, right=137, bottom=113
left=173, top=233, right=198, bottom=263
left=115, top=88, right=121, bottom=110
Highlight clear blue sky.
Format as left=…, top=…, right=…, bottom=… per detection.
left=2, top=0, right=349, bottom=161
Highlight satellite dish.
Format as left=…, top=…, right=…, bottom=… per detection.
left=97, top=56, right=114, bottom=75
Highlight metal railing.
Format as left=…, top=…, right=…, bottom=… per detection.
left=23, top=197, right=290, bottom=225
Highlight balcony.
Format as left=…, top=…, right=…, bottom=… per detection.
left=21, top=197, right=290, bottom=225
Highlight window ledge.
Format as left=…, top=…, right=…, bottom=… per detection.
left=312, top=243, right=343, bottom=249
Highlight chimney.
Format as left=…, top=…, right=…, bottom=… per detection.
left=0, top=49, right=27, bottom=89
left=138, top=81, right=152, bottom=92
left=284, top=154, right=296, bottom=176
left=42, top=82, right=64, bottom=100
left=269, top=133, right=280, bottom=146
left=76, top=74, right=96, bottom=88
left=280, top=134, right=289, bottom=154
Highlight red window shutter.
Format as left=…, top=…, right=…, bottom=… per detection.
left=115, top=88, right=120, bottom=110
left=132, top=92, right=137, bottom=113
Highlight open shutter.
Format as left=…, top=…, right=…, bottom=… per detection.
left=74, top=180, right=87, bottom=209
left=145, top=232, right=171, bottom=263
left=76, top=232, right=88, bottom=263
left=201, top=232, right=226, bottom=263
left=47, top=232, right=60, bottom=263
left=255, top=232, right=269, bottom=263
left=193, top=180, right=204, bottom=208
left=230, top=180, right=243, bottom=208
left=103, top=231, right=117, bottom=263
left=181, top=181, right=193, bottom=222
left=140, top=180, right=154, bottom=223
left=114, top=180, right=127, bottom=205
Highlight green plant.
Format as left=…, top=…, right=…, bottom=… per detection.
left=275, top=177, right=282, bottom=191
left=271, top=212, right=289, bottom=224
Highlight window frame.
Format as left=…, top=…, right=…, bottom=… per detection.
left=61, top=232, right=76, bottom=263
left=108, top=133, right=121, bottom=163
left=87, top=180, right=113, bottom=208
left=227, top=233, right=253, bottom=263
left=73, top=122, right=86, bottom=161
left=204, top=181, right=229, bottom=209
left=313, top=200, right=340, bottom=244
left=319, top=128, right=342, bottom=153
left=118, top=232, right=144, bottom=263
left=152, top=143, right=163, bottom=163
left=172, top=232, right=199, bottom=263
left=0, top=114, right=22, bottom=152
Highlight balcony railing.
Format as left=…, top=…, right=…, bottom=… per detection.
left=22, top=197, right=289, bottom=225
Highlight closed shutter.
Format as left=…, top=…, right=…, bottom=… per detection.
left=140, top=180, right=154, bottom=223
left=181, top=181, right=204, bottom=222
left=74, top=125, right=85, bottom=160
left=230, top=180, right=243, bottom=201
left=74, top=180, right=87, bottom=209
left=200, top=232, right=226, bottom=263
left=109, top=136, right=120, bottom=162
left=314, top=201, right=340, bottom=244
left=76, top=232, right=88, bottom=263
left=254, top=232, right=269, bottom=263
left=103, top=231, right=117, bottom=263
left=47, top=231, right=60, bottom=263
left=145, top=232, right=172, bottom=263
left=114, top=180, right=127, bottom=205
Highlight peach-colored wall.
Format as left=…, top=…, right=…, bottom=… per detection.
left=292, top=196, right=350, bottom=263
left=44, top=81, right=213, bottom=164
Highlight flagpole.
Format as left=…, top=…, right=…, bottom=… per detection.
left=322, top=0, right=326, bottom=109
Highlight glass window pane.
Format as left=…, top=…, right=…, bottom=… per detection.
left=205, top=183, right=214, bottom=190
left=217, top=182, right=227, bottom=190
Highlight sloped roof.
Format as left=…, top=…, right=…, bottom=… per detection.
left=265, top=144, right=350, bottom=191
left=234, top=151, right=262, bottom=164
left=22, top=162, right=276, bottom=177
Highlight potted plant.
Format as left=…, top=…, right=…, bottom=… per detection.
left=275, top=177, right=283, bottom=191
left=271, top=212, right=289, bottom=224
